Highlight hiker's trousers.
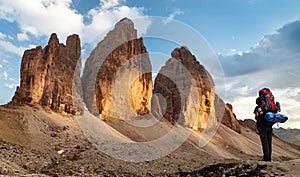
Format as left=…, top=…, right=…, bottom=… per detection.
left=258, top=125, right=273, bottom=161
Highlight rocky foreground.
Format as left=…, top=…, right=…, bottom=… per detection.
left=1, top=139, right=300, bottom=176
left=1, top=105, right=300, bottom=176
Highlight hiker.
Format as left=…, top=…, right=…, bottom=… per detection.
left=253, top=88, right=279, bottom=162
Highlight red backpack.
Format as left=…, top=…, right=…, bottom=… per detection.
left=258, top=88, right=278, bottom=113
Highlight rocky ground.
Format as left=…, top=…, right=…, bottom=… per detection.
left=1, top=139, right=299, bottom=177
left=1, top=105, right=300, bottom=176
left=174, top=160, right=300, bottom=177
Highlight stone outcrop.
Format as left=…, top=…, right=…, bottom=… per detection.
left=214, top=95, right=241, bottom=133
left=223, top=103, right=241, bottom=133
left=82, top=18, right=152, bottom=120
left=239, top=119, right=257, bottom=133
left=12, top=33, right=82, bottom=115
left=153, top=46, right=216, bottom=130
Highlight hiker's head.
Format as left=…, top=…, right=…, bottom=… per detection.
left=259, top=87, right=271, bottom=97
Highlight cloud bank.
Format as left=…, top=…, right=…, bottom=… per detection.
left=0, top=0, right=149, bottom=45
left=220, top=19, right=300, bottom=128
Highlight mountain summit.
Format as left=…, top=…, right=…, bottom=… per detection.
left=12, top=33, right=81, bottom=115
left=81, top=18, right=152, bottom=120
left=153, top=46, right=216, bottom=130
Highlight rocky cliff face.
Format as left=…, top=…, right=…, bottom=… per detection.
left=153, top=46, right=216, bottom=130
left=12, top=33, right=81, bottom=115
left=214, top=95, right=241, bottom=133
left=82, top=18, right=152, bottom=120
left=223, top=103, right=241, bottom=133
left=81, top=18, right=138, bottom=115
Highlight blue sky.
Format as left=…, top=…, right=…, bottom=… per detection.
left=0, top=0, right=300, bottom=128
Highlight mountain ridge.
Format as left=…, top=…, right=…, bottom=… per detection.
left=9, top=17, right=240, bottom=133
left=273, top=127, right=300, bottom=146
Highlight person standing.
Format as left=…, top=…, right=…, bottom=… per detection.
left=253, top=88, right=279, bottom=162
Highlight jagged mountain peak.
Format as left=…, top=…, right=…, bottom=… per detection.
left=10, top=18, right=240, bottom=133
left=48, top=33, right=59, bottom=45
left=11, top=33, right=81, bottom=115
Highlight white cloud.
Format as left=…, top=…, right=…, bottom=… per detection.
left=0, top=0, right=84, bottom=42
left=21, top=26, right=39, bottom=38
left=28, top=44, right=37, bottom=49
left=0, top=64, right=2, bottom=68
left=101, top=0, right=121, bottom=9
left=5, top=83, right=17, bottom=89
left=2, top=59, right=9, bottom=63
left=80, top=3, right=151, bottom=61
left=0, top=32, right=6, bottom=39
left=0, top=4, right=16, bottom=22
left=163, top=9, right=184, bottom=25
left=8, top=77, right=15, bottom=81
left=0, top=32, right=24, bottom=55
left=82, top=3, right=150, bottom=43
left=0, top=0, right=150, bottom=45
left=229, top=48, right=243, bottom=56
left=17, top=33, right=29, bottom=41
left=0, top=40, right=25, bottom=56
left=229, top=95, right=257, bottom=119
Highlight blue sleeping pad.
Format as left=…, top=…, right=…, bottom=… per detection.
left=265, top=112, right=288, bottom=123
